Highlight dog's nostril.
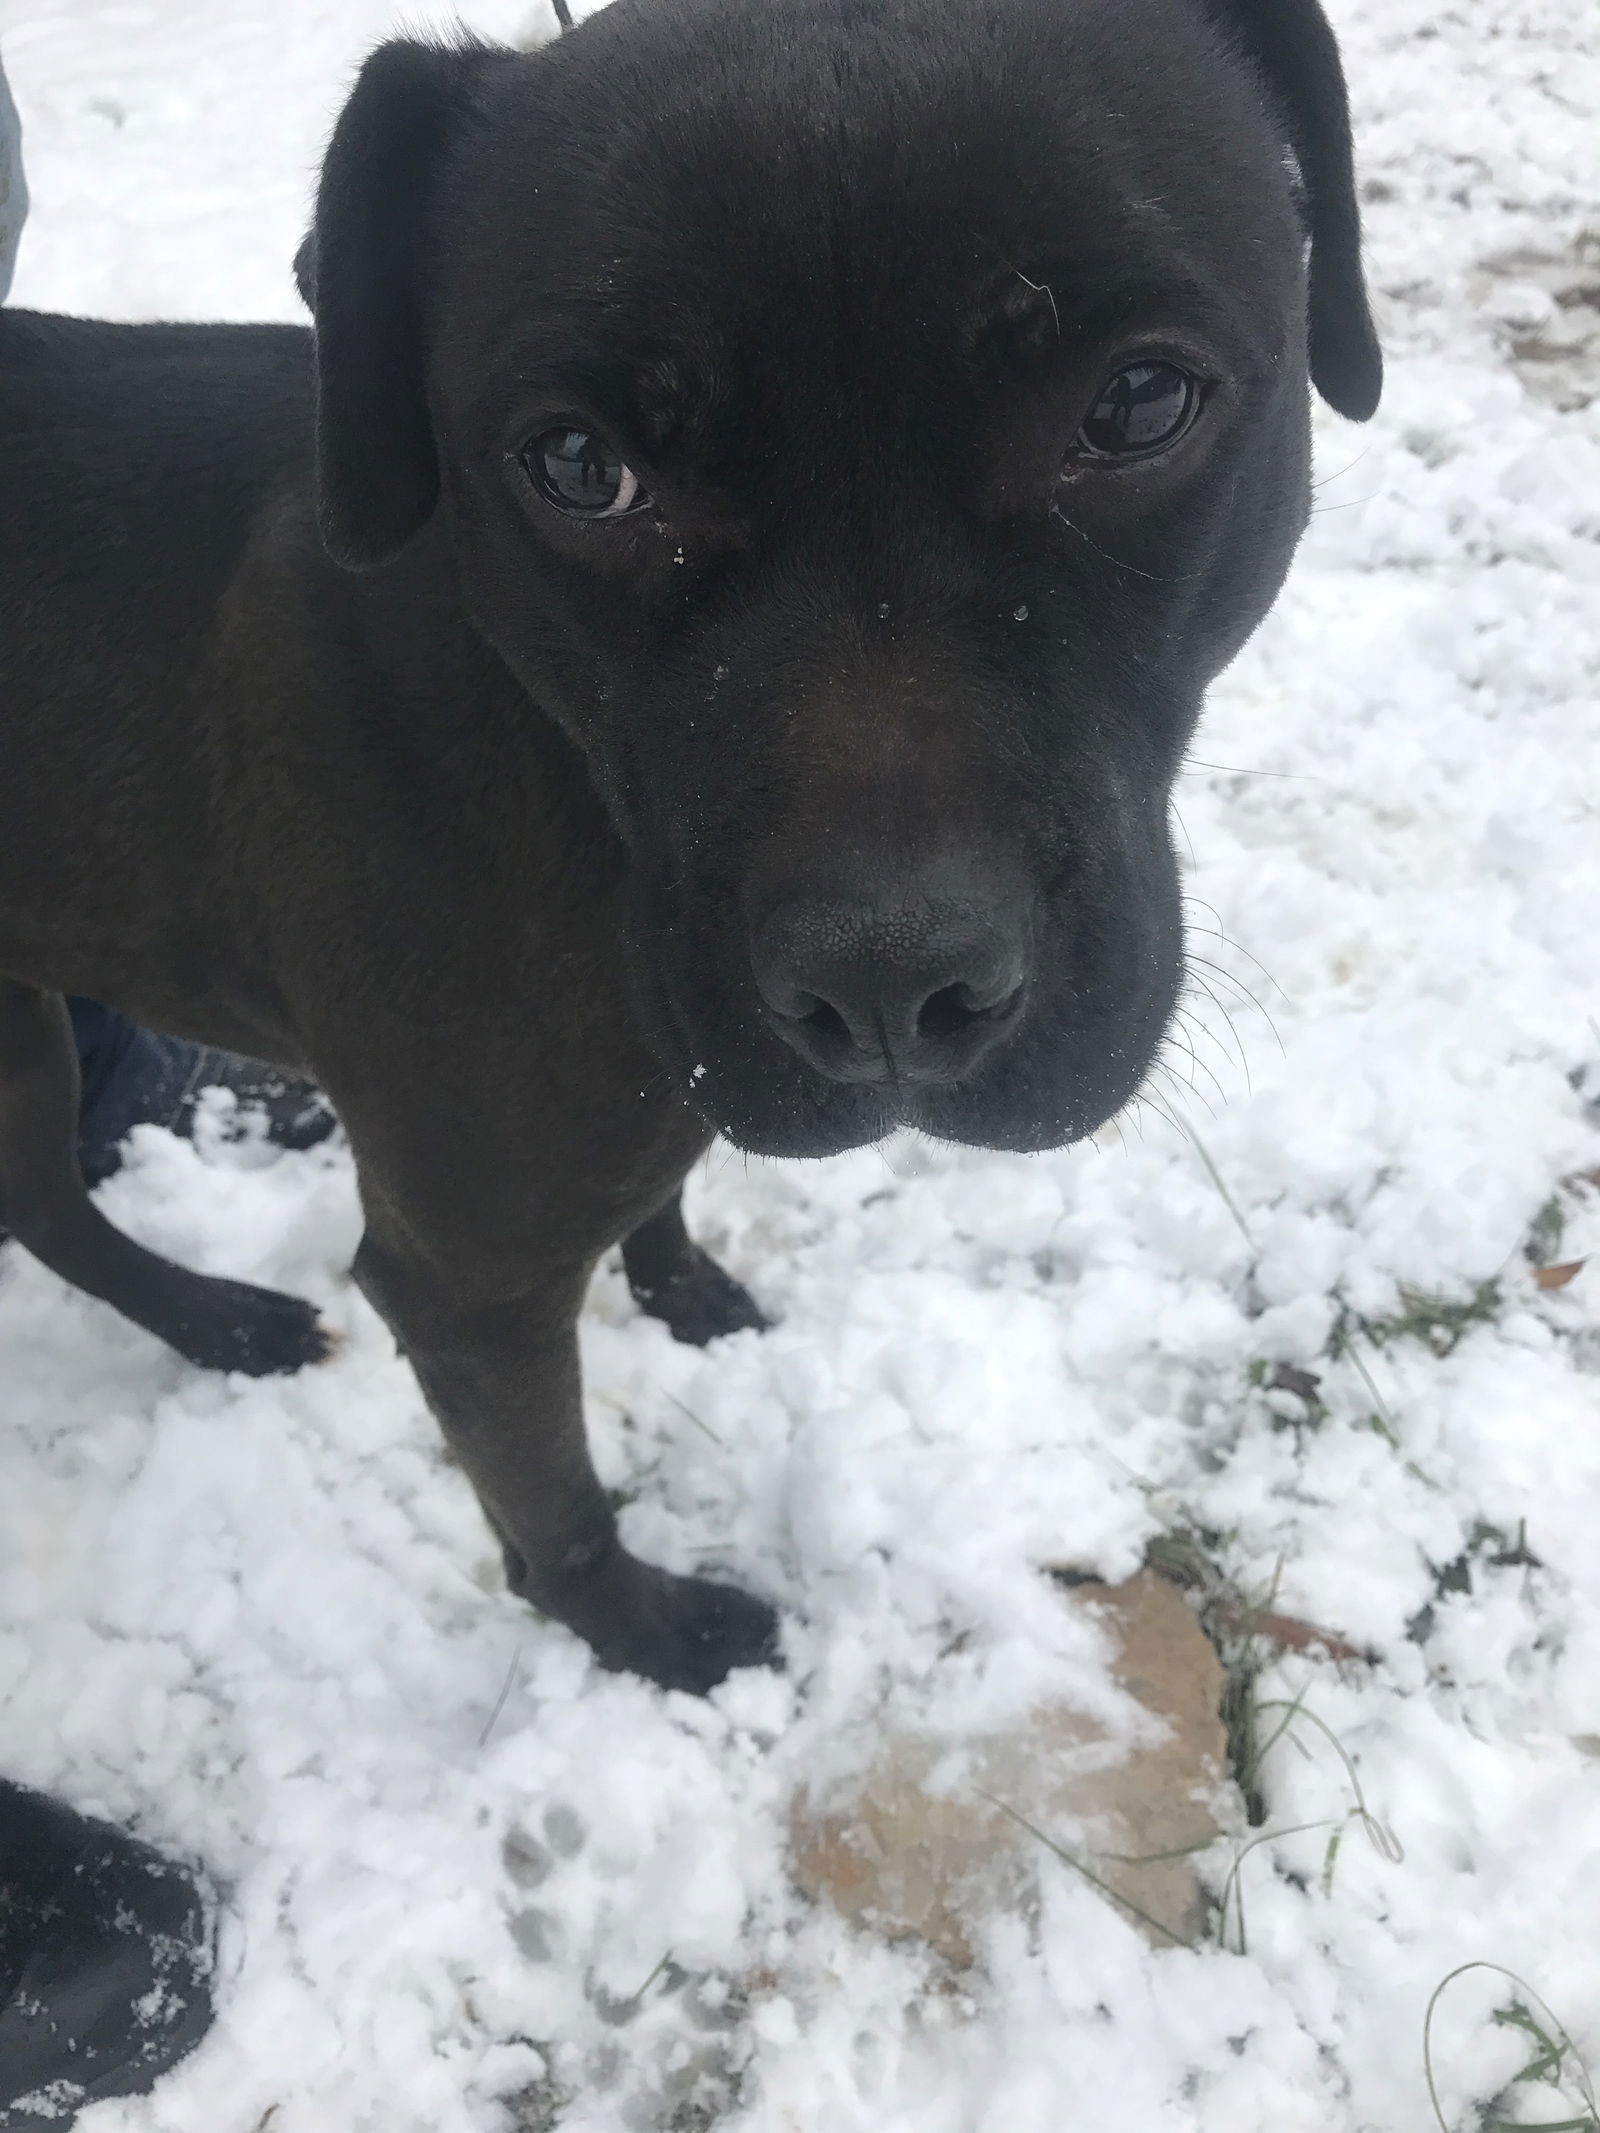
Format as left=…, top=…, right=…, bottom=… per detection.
left=917, top=982, right=980, bottom=1042
left=917, top=978, right=1023, bottom=1042
left=799, top=996, right=850, bottom=1046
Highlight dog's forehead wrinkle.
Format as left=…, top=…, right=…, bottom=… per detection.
left=447, top=0, right=1302, bottom=365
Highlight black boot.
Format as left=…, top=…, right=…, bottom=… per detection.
left=168, top=1048, right=339, bottom=1159
left=0, top=1782, right=215, bottom=2127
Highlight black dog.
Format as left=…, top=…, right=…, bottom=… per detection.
left=0, top=0, right=1379, bottom=1691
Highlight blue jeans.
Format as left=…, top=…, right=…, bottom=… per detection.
left=68, top=1002, right=213, bottom=1187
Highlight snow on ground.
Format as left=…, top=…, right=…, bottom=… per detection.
left=2, top=0, right=1599, bottom=2126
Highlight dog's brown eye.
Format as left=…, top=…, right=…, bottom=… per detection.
left=1073, top=363, right=1200, bottom=462
left=524, top=428, right=648, bottom=518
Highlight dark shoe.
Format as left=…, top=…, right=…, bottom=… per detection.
left=170, top=1049, right=338, bottom=1158
left=68, top=998, right=337, bottom=1188
left=0, top=1781, right=215, bottom=2127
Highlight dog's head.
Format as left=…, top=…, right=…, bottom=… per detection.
left=300, top=0, right=1379, bottom=1157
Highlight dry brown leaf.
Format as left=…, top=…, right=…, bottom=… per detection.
left=1534, top=1258, right=1586, bottom=1290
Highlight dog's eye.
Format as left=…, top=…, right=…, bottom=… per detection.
left=1072, top=363, right=1201, bottom=463
left=523, top=428, right=649, bottom=518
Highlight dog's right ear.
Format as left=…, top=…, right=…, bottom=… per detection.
left=1198, top=0, right=1383, bottom=421
left=303, top=38, right=504, bottom=570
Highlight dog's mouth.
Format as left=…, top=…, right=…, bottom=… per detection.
left=641, top=937, right=1180, bottom=1161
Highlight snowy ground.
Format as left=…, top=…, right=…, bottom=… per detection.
left=3, top=0, right=1599, bottom=2127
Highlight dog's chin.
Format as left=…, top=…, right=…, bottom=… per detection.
left=669, top=1019, right=1165, bottom=1161
left=697, top=1070, right=1125, bottom=1160
left=644, top=945, right=1180, bottom=1159
left=710, top=1088, right=902, bottom=1160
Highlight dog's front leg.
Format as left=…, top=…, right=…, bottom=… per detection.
left=622, top=1192, right=770, bottom=1347
left=353, top=1226, right=779, bottom=1694
left=0, top=978, right=328, bottom=1374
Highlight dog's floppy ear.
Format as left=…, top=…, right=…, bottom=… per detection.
left=1198, top=0, right=1382, bottom=420
left=304, top=37, right=503, bottom=569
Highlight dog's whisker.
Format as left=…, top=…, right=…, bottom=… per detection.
left=1184, top=958, right=1271, bottom=1025
left=1187, top=957, right=1285, bottom=1058
left=1172, top=995, right=1232, bottom=1052
left=1182, top=920, right=1293, bottom=1009
left=1180, top=896, right=1291, bottom=1025
left=1310, top=444, right=1373, bottom=491
left=1137, top=1081, right=1190, bottom=1141
left=1172, top=1000, right=1243, bottom=1086
left=1153, top=1046, right=1218, bottom=1122
left=1154, top=1067, right=1217, bottom=1130
left=1162, top=1017, right=1228, bottom=1109
left=1178, top=969, right=1253, bottom=1089
left=1179, top=755, right=1314, bottom=781
left=1180, top=892, right=1230, bottom=933
left=1182, top=953, right=1260, bottom=1006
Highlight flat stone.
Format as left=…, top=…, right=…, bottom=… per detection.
left=789, top=1571, right=1226, bottom=1961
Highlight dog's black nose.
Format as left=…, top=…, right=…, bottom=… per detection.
left=753, top=892, right=1028, bottom=1087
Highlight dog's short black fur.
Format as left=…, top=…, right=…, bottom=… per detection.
left=0, top=0, right=1379, bottom=1690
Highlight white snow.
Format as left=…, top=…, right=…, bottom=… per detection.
left=2, top=0, right=1599, bottom=2128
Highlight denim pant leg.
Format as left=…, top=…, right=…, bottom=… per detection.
left=0, top=48, right=27, bottom=303
left=68, top=1000, right=202, bottom=1187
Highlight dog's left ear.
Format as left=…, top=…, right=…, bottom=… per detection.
left=1198, top=0, right=1382, bottom=420
left=302, top=37, right=508, bottom=570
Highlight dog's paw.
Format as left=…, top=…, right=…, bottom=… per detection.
left=630, top=1244, right=770, bottom=1347
left=512, top=1544, right=781, bottom=1694
left=161, top=1275, right=333, bottom=1377
left=595, top=1567, right=781, bottom=1694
